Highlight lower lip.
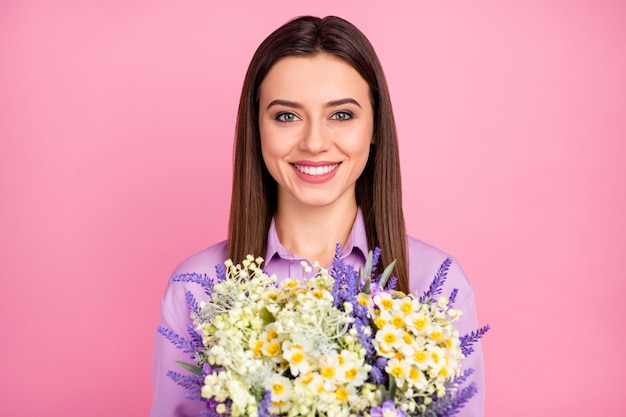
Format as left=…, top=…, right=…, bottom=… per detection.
left=291, top=164, right=340, bottom=184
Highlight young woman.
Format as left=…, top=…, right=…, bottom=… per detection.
left=151, top=16, right=484, bottom=417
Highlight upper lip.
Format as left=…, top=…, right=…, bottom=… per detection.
left=291, top=160, right=340, bottom=167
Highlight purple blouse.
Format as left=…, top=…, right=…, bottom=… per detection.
left=151, top=210, right=485, bottom=417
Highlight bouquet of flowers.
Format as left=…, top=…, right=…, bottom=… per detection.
left=158, top=247, right=488, bottom=417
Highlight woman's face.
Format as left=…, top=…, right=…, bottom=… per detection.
left=258, top=53, right=374, bottom=211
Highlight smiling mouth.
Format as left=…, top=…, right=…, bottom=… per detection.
left=293, top=163, right=339, bottom=176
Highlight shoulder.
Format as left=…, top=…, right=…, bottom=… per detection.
left=158, top=240, right=228, bottom=333
left=171, top=240, right=229, bottom=276
left=405, top=235, right=473, bottom=299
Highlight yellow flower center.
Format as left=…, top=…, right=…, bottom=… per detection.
left=390, top=316, right=405, bottom=328
left=271, top=383, right=285, bottom=395
left=345, top=367, right=358, bottom=380
left=381, top=298, right=394, bottom=310
left=414, top=351, right=427, bottom=362
left=400, top=301, right=413, bottom=314
left=414, top=317, right=428, bottom=331
left=430, top=331, right=443, bottom=341
left=390, top=364, right=405, bottom=378
left=267, top=329, right=278, bottom=341
left=409, top=368, right=420, bottom=381
left=335, top=387, right=349, bottom=402
left=321, top=366, right=335, bottom=379
left=383, top=332, right=397, bottom=345
left=291, top=351, right=305, bottom=364
left=375, top=317, right=387, bottom=329
left=266, top=343, right=281, bottom=357
left=282, top=279, right=299, bottom=289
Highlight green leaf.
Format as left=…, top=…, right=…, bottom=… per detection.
left=361, top=250, right=374, bottom=294
left=364, top=250, right=374, bottom=278
left=388, top=375, right=397, bottom=402
left=259, top=307, right=275, bottom=325
left=362, top=275, right=371, bottom=294
left=377, top=259, right=397, bottom=290
left=381, top=375, right=397, bottom=402
left=176, top=361, right=203, bottom=375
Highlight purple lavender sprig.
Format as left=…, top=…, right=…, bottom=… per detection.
left=157, top=326, right=197, bottom=355
left=370, top=247, right=382, bottom=274
left=187, top=324, right=203, bottom=347
left=448, top=288, right=459, bottom=306
left=452, top=368, right=475, bottom=386
left=354, top=320, right=376, bottom=357
left=214, top=263, right=226, bottom=282
left=331, top=245, right=360, bottom=309
left=258, top=390, right=272, bottom=417
left=386, top=276, right=398, bottom=291
left=165, top=370, right=204, bottom=391
left=369, top=356, right=389, bottom=385
left=420, top=370, right=478, bottom=417
left=171, top=272, right=215, bottom=296
left=331, top=246, right=386, bottom=381
left=460, top=325, right=491, bottom=356
left=186, top=291, right=200, bottom=316
left=419, top=257, right=452, bottom=303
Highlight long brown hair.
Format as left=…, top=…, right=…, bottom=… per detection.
left=228, top=16, right=409, bottom=293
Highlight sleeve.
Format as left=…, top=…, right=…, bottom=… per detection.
left=150, top=281, right=206, bottom=417
left=150, top=243, right=228, bottom=417
left=447, top=260, right=485, bottom=417
left=407, top=237, right=485, bottom=417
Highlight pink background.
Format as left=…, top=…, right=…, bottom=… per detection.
left=1, top=0, right=625, bottom=416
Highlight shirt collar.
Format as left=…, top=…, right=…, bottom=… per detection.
left=265, top=207, right=369, bottom=267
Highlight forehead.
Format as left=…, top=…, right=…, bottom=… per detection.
left=258, top=54, right=370, bottom=104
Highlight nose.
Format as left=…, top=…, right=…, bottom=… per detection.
left=299, top=120, right=331, bottom=154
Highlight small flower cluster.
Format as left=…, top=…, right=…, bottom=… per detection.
left=158, top=247, right=488, bottom=417
left=196, top=256, right=376, bottom=416
left=369, top=292, right=463, bottom=404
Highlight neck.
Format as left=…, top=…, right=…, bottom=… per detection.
left=274, top=195, right=358, bottom=267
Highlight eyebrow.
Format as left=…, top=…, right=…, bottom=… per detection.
left=266, top=98, right=362, bottom=110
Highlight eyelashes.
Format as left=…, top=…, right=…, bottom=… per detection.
left=274, top=111, right=354, bottom=123
left=276, top=112, right=299, bottom=122
left=329, top=111, right=353, bottom=121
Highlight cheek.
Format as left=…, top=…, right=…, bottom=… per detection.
left=353, top=128, right=374, bottom=174
left=345, top=126, right=373, bottom=160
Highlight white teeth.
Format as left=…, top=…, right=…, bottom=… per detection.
left=294, top=164, right=338, bottom=176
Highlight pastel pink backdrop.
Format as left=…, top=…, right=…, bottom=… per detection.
left=1, top=0, right=624, bottom=416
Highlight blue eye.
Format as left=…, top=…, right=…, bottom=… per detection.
left=330, top=111, right=353, bottom=121
left=276, top=112, right=298, bottom=122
